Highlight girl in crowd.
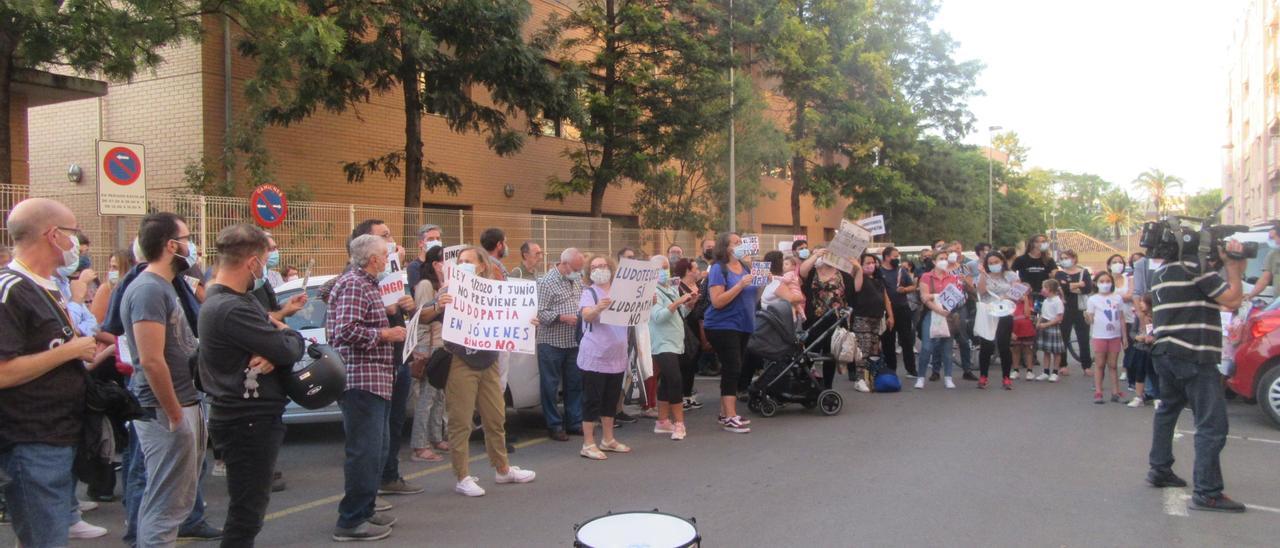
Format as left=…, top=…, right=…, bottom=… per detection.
left=977, top=250, right=1019, bottom=389
left=705, top=232, right=759, bottom=434
left=1053, top=249, right=1094, bottom=375
left=1086, top=271, right=1126, bottom=404
left=410, top=246, right=452, bottom=462
left=1010, top=281, right=1038, bottom=381
left=1106, top=254, right=1134, bottom=383
left=1037, top=278, right=1066, bottom=382
left=799, top=248, right=858, bottom=389
left=578, top=255, right=633, bottom=459
left=91, top=248, right=135, bottom=323
left=849, top=254, right=892, bottom=392
left=673, top=259, right=704, bottom=410
left=446, top=247, right=536, bottom=496
left=781, top=255, right=806, bottom=320
left=650, top=255, right=697, bottom=440
left=914, top=250, right=961, bottom=389
left=1127, top=295, right=1160, bottom=408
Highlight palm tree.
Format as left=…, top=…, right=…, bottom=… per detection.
left=1095, top=191, right=1140, bottom=241
left=1133, top=169, right=1184, bottom=215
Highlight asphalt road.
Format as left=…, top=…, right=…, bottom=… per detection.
left=7, top=368, right=1280, bottom=547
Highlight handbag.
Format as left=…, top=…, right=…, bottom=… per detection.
left=974, top=302, right=998, bottom=341
left=425, top=347, right=453, bottom=390
left=830, top=326, right=861, bottom=364
left=929, top=311, right=951, bottom=338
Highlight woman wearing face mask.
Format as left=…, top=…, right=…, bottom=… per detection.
left=578, top=256, right=633, bottom=458
left=649, top=255, right=697, bottom=440
left=848, top=254, right=892, bottom=392
left=674, top=259, right=705, bottom=410
left=409, top=246, right=454, bottom=462
left=1085, top=271, right=1126, bottom=404
left=1053, top=249, right=1094, bottom=375
left=704, top=232, right=760, bottom=433
left=914, top=252, right=961, bottom=389
left=799, top=247, right=859, bottom=390
left=977, top=251, right=1020, bottom=389
left=92, top=248, right=136, bottom=324
left=1012, top=234, right=1058, bottom=299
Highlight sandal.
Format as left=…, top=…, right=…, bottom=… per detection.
left=598, top=440, right=632, bottom=453
left=580, top=444, right=608, bottom=460
left=432, top=441, right=451, bottom=451
left=410, top=449, right=444, bottom=462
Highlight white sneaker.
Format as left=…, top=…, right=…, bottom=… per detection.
left=212, top=460, right=227, bottom=477
left=853, top=379, right=871, bottom=393
left=1048, top=373, right=1060, bottom=383
left=1035, top=373, right=1050, bottom=381
left=654, top=420, right=675, bottom=434
left=454, top=476, right=486, bottom=497
left=914, top=377, right=926, bottom=389
left=1025, top=370, right=1036, bottom=381
left=944, top=377, right=956, bottom=389
left=495, top=466, right=536, bottom=484
left=1152, top=399, right=1162, bottom=410
left=77, top=499, right=98, bottom=513
left=1119, top=371, right=1128, bottom=382
left=1127, top=397, right=1145, bottom=408
left=69, top=520, right=108, bottom=539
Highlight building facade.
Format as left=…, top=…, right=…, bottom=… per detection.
left=1225, top=0, right=1280, bottom=225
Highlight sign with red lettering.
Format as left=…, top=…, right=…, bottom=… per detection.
left=379, top=271, right=406, bottom=307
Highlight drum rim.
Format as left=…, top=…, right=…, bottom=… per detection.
left=574, top=510, right=700, bottom=548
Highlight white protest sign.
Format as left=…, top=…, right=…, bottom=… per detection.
left=602, top=258, right=661, bottom=326
left=1007, top=282, right=1031, bottom=302
left=936, top=284, right=966, bottom=313
left=403, top=305, right=424, bottom=363
left=442, top=245, right=466, bottom=265
left=857, top=215, right=886, bottom=236
left=751, top=262, right=771, bottom=286
left=777, top=241, right=794, bottom=252
left=822, top=219, right=871, bottom=273
left=741, top=235, right=761, bottom=257
left=441, top=265, right=539, bottom=354
left=379, top=271, right=407, bottom=307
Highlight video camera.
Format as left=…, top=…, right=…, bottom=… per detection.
left=1138, top=198, right=1257, bottom=267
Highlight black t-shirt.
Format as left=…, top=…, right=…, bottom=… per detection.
left=880, top=266, right=912, bottom=308
left=0, top=267, right=86, bottom=448
left=1053, top=268, right=1093, bottom=313
left=853, top=277, right=888, bottom=319
left=1012, top=254, right=1057, bottom=292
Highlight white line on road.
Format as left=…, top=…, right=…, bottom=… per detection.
left=1162, top=489, right=1280, bottom=515
left=1175, top=429, right=1280, bottom=445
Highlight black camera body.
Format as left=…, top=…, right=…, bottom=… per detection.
left=1139, top=198, right=1257, bottom=265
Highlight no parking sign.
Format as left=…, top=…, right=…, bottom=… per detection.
left=97, top=140, right=147, bottom=215
left=250, top=184, right=289, bottom=228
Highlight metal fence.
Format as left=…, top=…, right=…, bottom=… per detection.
left=3, top=184, right=765, bottom=275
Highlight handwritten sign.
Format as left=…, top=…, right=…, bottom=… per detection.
left=777, top=241, right=794, bottom=252
left=379, top=270, right=407, bottom=307
left=793, top=234, right=807, bottom=241
left=441, top=265, right=539, bottom=354
left=1007, top=282, right=1030, bottom=302
left=857, top=214, right=886, bottom=236
left=603, top=258, right=661, bottom=326
left=822, top=219, right=871, bottom=273
left=740, top=235, right=760, bottom=257
left=403, top=305, right=423, bottom=363
left=936, top=284, right=966, bottom=313
left=752, top=262, right=771, bottom=286
left=442, top=245, right=466, bottom=265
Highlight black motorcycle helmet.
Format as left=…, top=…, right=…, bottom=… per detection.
left=284, top=344, right=346, bottom=409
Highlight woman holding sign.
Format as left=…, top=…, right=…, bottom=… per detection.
left=914, top=253, right=962, bottom=389
left=705, top=233, right=759, bottom=434
left=799, top=248, right=859, bottom=390
left=577, top=256, right=633, bottom=459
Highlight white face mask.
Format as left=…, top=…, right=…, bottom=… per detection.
left=55, top=232, right=80, bottom=269
left=1039, top=242, right=1050, bottom=252
left=934, top=259, right=950, bottom=272
left=1110, top=262, right=1124, bottom=274
left=1098, top=283, right=1113, bottom=293
left=988, top=264, right=1003, bottom=274
left=590, top=268, right=612, bottom=285
left=1060, top=258, right=1074, bottom=269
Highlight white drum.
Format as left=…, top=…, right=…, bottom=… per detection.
left=574, top=511, right=700, bottom=548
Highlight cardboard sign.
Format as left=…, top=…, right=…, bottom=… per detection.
left=857, top=215, right=886, bottom=236
left=740, top=235, right=761, bottom=257
left=441, top=265, right=539, bottom=354
left=822, top=219, right=871, bottom=273
left=403, top=305, right=423, bottom=363
left=1007, top=282, right=1031, bottom=302
left=751, top=262, right=772, bottom=286
left=602, top=258, right=661, bottom=326
left=936, top=284, right=966, bottom=313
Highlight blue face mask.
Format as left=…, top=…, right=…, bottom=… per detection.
left=56, top=264, right=77, bottom=279
left=733, top=244, right=750, bottom=260
left=456, top=263, right=478, bottom=276
left=252, top=261, right=267, bottom=291
left=266, top=250, right=281, bottom=269
left=658, top=270, right=670, bottom=284
left=566, top=270, right=583, bottom=281
left=798, top=249, right=811, bottom=260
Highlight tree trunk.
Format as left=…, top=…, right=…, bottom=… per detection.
left=399, top=30, right=424, bottom=211
left=590, top=0, right=617, bottom=219
left=0, top=35, right=14, bottom=187
left=789, top=98, right=806, bottom=234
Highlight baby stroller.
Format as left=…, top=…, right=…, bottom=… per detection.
left=745, top=301, right=849, bottom=417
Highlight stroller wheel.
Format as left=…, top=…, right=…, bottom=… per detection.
left=747, top=397, right=761, bottom=413
left=757, top=398, right=779, bottom=418
left=817, top=390, right=843, bottom=416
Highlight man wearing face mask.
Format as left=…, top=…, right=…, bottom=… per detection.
left=1244, top=222, right=1280, bottom=303
left=667, top=244, right=684, bottom=267
left=696, top=238, right=716, bottom=273
left=197, top=224, right=306, bottom=546
left=793, top=239, right=811, bottom=264
left=535, top=248, right=587, bottom=441
left=119, top=212, right=206, bottom=547
left=879, top=247, right=918, bottom=376
left=406, top=224, right=443, bottom=297
left=262, top=232, right=285, bottom=289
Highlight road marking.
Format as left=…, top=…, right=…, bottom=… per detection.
left=262, top=436, right=549, bottom=522
left=1175, top=429, right=1280, bottom=445
left=1163, top=488, right=1189, bottom=517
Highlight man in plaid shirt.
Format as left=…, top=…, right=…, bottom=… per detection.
left=536, top=248, right=587, bottom=441
left=326, top=234, right=407, bottom=542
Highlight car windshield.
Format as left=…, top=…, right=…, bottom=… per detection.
left=282, top=287, right=327, bottom=331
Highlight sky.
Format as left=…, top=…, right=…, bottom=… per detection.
left=935, top=0, right=1247, bottom=194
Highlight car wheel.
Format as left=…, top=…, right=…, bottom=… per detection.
left=1256, top=365, right=1280, bottom=429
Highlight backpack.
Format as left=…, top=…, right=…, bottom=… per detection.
left=576, top=287, right=600, bottom=343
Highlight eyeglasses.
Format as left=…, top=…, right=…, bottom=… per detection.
left=172, top=234, right=193, bottom=242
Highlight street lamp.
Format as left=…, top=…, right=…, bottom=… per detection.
left=987, top=125, right=1003, bottom=244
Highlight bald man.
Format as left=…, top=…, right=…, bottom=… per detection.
left=0, top=198, right=98, bottom=548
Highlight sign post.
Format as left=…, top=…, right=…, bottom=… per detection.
left=97, top=140, right=147, bottom=216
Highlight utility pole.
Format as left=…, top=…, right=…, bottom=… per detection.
left=728, top=0, right=736, bottom=233
left=987, top=125, right=1002, bottom=244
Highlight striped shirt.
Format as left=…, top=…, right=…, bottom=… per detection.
left=1150, top=261, right=1228, bottom=366
left=325, top=268, right=394, bottom=399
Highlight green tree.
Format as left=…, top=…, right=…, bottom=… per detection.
left=1184, top=187, right=1225, bottom=219
left=0, top=1, right=219, bottom=185
left=991, top=130, right=1028, bottom=172
left=236, top=0, right=569, bottom=209
left=545, top=0, right=732, bottom=218
left=1024, top=168, right=1115, bottom=239
left=1094, top=190, right=1140, bottom=241
left=1132, top=168, right=1184, bottom=216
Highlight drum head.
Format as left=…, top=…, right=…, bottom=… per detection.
left=989, top=300, right=1016, bottom=318
left=575, top=512, right=699, bottom=548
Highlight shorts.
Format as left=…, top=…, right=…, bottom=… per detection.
left=1091, top=337, right=1122, bottom=354
left=580, top=370, right=624, bottom=423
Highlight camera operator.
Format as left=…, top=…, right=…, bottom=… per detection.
left=1144, top=221, right=1247, bottom=513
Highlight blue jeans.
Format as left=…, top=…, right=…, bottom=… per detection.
left=1, top=443, right=75, bottom=548
left=537, top=343, right=583, bottom=432
left=337, top=389, right=390, bottom=529
left=917, top=313, right=954, bottom=378
left=1149, top=355, right=1229, bottom=498
left=381, top=362, right=411, bottom=484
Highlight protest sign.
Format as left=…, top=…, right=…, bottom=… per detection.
left=1007, top=282, right=1031, bottom=302
left=936, top=284, right=966, bottom=313
left=793, top=234, right=807, bottom=241
left=822, top=219, right=871, bottom=273
left=379, top=270, right=407, bottom=307
left=740, top=235, right=760, bottom=257
left=857, top=215, right=886, bottom=236
left=403, top=305, right=423, bottom=363
left=602, top=258, right=661, bottom=326
left=441, top=265, right=539, bottom=354
left=751, top=262, right=771, bottom=286
left=442, top=244, right=466, bottom=265
left=777, top=241, right=794, bottom=252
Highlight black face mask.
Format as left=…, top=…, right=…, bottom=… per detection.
left=703, top=250, right=714, bottom=260
left=889, top=258, right=900, bottom=269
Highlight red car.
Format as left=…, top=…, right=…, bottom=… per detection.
left=1227, top=306, right=1280, bottom=428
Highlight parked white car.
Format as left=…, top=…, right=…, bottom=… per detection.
left=277, top=275, right=542, bottom=424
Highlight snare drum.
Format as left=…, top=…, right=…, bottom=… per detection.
left=574, top=511, right=700, bottom=548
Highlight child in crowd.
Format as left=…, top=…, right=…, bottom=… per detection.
left=1010, top=289, right=1037, bottom=380
left=1036, top=279, right=1065, bottom=382
left=1086, top=271, right=1127, bottom=403
left=1127, top=295, right=1160, bottom=408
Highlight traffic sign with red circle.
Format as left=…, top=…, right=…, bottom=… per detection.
left=250, top=184, right=289, bottom=228
left=103, top=147, right=142, bottom=185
